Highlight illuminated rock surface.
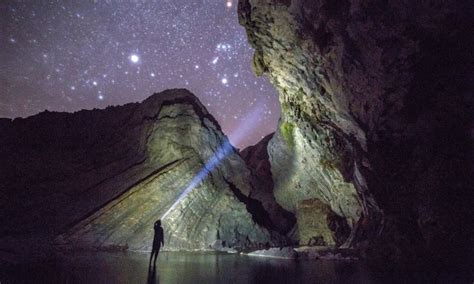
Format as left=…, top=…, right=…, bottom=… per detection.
left=240, top=133, right=296, bottom=236
left=295, top=198, right=350, bottom=247
left=239, top=0, right=473, bottom=266
left=0, top=89, right=281, bottom=252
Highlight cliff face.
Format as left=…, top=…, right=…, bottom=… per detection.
left=240, top=133, right=296, bottom=237
left=0, top=89, right=279, bottom=252
left=239, top=0, right=473, bottom=264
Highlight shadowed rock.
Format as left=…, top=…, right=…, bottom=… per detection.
left=239, top=0, right=473, bottom=267
left=240, top=133, right=296, bottom=237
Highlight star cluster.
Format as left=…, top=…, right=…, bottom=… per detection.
left=1, top=0, right=280, bottom=148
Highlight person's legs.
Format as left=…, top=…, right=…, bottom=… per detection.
left=149, top=250, right=156, bottom=267
left=153, top=246, right=160, bottom=266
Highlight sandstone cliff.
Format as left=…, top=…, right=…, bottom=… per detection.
left=0, top=89, right=280, bottom=253
left=239, top=0, right=473, bottom=266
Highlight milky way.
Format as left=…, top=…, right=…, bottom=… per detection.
left=1, top=0, right=280, bottom=148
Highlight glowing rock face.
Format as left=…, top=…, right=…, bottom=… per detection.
left=59, top=89, right=276, bottom=251
left=0, top=89, right=282, bottom=253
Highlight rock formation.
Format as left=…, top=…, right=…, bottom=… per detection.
left=240, top=133, right=296, bottom=237
left=1, top=1, right=472, bottom=270
left=239, top=0, right=473, bottom=266
left=0, top=89, right=281, bottom=253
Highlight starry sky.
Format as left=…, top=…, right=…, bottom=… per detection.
left=1, top=0, right=280, bottom=149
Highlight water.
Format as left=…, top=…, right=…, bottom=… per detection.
left=0, top=251, right=467, bottom=283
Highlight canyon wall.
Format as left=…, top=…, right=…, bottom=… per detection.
left=239, top=0, right=473, bottom=265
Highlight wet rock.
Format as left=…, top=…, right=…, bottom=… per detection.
left=247, top=247, right=297, bottom=259
left=295, top=246, right=358, bottom=261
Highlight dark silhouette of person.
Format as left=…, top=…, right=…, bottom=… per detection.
left=149, top=219, right=164, bottom=268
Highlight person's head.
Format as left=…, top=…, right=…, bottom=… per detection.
left=155, top=219, right=161, bottom=226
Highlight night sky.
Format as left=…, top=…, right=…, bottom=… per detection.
left=1, top=0, right=280, bottom=149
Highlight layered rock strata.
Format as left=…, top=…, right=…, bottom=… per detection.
left=0, top=89, right=279, bottom=252
left=239, top=0, right=473, bottom=265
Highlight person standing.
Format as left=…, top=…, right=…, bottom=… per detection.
left=149, top=219, right=164, bottom=268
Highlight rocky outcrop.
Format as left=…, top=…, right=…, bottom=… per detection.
left=0, top=89, right=281, bottom=252
left=239, top=0, right=473, bottom=266
left=296, top=198, right=350, bottom=247
left=240, top=133, right=296, bottom=237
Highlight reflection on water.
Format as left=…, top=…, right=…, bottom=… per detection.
left=0, top=251, right=467, bottom=283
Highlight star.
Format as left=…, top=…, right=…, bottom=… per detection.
left=2, top=1, right=280, bottom=149
left=130, top=54, right=139, bottom=63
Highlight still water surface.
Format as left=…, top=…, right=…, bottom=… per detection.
left=0, top=251, right=463, bottom=283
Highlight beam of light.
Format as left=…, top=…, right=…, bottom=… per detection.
left=161, top=105, right=263, bottom=219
